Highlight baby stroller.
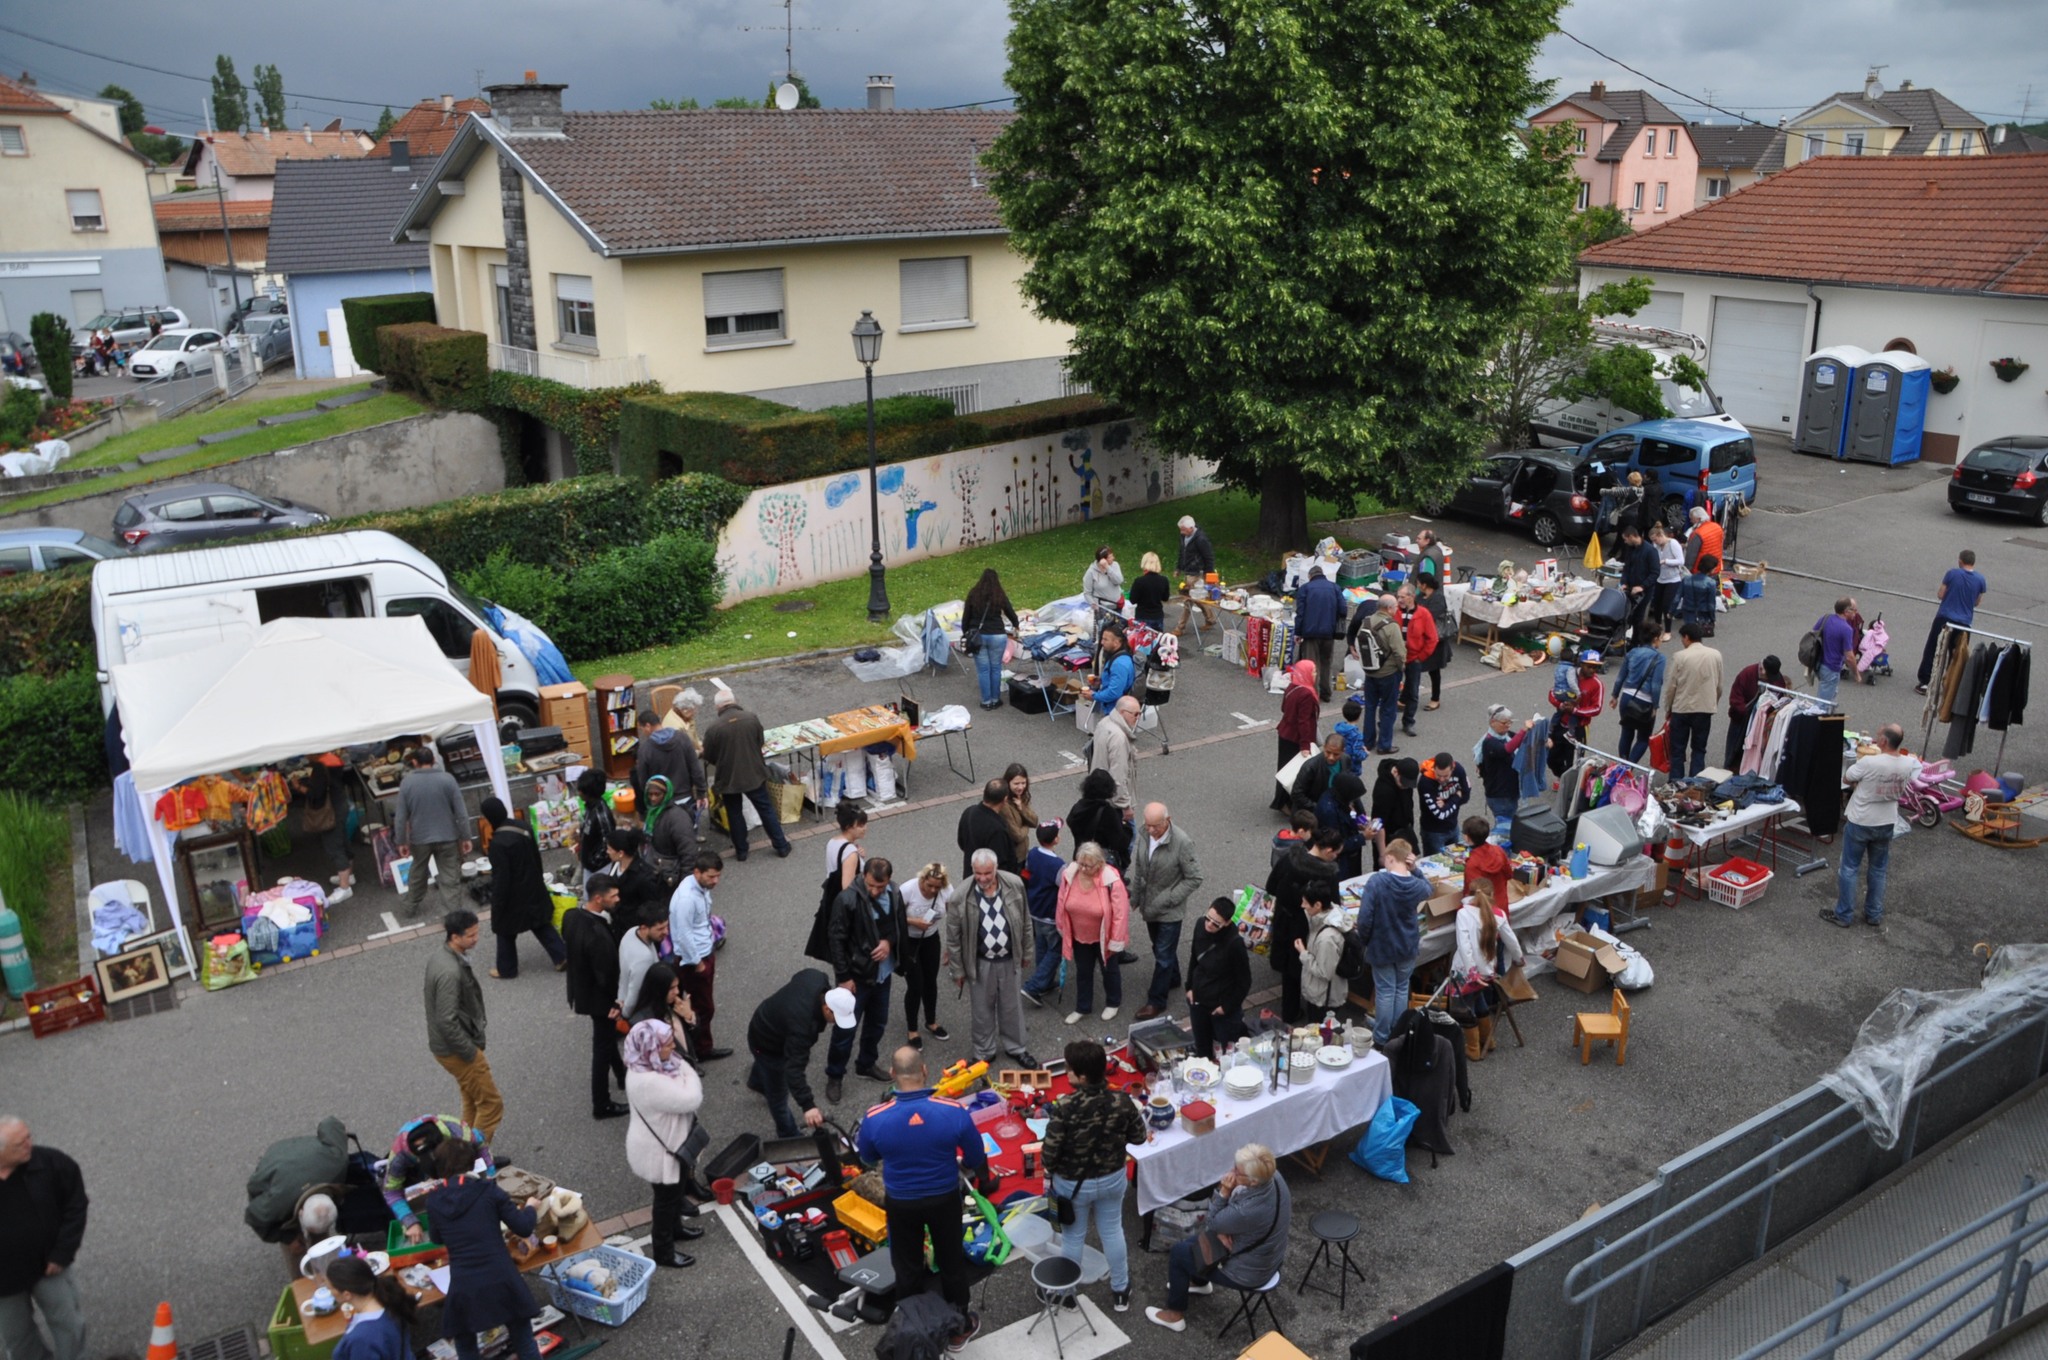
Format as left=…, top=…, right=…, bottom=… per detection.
left=1859, top=613, right=1892, bottom=683
left=1138, top=631, right=1178, bottom=754
left=1579, top=587, right=1632, bottom=665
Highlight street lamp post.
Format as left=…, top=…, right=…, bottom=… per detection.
left=851, top=310, right=889, bottom=623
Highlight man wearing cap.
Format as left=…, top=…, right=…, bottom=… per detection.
left=857, top=1048, right=990, bottom=1350
left=747, top=969, right=857, bottom=1138
left=698, top=687, right=792, bottom=862
left=1173, top=515, right=1217, bottom=635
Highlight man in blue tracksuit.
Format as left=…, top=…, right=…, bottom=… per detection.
left=856, top=1048, right=989, bottom=1346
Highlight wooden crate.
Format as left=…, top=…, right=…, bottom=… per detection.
left=26, top=977, right=106, bottom=1039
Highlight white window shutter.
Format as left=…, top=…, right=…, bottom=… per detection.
left=66, top=189, right=101, bottom=218
left=900, top=257, right=969, bottom=325
left=554, top=273, right=594, bottom=303
left=703, top=269, right=784, bottom=317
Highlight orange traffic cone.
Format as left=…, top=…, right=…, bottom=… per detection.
left=146, top=1302, right=176, bottom=1360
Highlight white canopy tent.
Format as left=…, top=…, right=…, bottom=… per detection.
left=111, top=616, right=512, bottom=931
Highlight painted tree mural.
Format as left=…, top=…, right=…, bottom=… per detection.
left=956, top=466, right=983, bottom=547
left=759, top=492, right=807, bottom=584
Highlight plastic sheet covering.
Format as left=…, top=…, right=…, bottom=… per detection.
left=1026, top=594, right=1092, bottom=632
left=487, top=605, right=573, bottom=685
left=1821, top=944, right=2048, bottom=1149
left=843, top=600, right=966, bottom=682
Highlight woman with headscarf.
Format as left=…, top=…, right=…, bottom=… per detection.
left=623, top=1018, right=706, bottom=1268
left=963, top=568, right=1022, bottom=710
left=1269, top=658, right=1321, bottom=812
left=642, top=774, right=697, bottom=884
left=483, top=796, right=565, bottom=979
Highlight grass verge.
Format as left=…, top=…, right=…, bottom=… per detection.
left=5, top=393, right=425, bottom=517
left=0, top=791, right=70, bottom=977
left=573, top=487, right=1372, bottom=680
left=71, top=381, right=379, bottom=469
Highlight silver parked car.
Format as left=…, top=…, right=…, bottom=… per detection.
left=72, top=307, right=189, bottom=355
left=113, top=482, right=328, bottom=552
left=0, top=528, right=128, bottom=577
left=248, top=314, right=294, bottom=369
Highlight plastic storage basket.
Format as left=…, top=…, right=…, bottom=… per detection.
left=540, top=1245, right=654, bottom=1327
left=1703, top=856, right=1774, bottom=909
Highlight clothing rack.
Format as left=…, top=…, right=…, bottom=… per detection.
left=1561, top=737, right=1656, bottom=934
left=1564, top=737, right=1658, bottom=779
left=1758, top=681, right=1836, bottom=712
left=1927, top=624, right=2034, bottom=771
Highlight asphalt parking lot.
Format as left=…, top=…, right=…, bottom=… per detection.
left=7, top=437, right=2043, bottom=1360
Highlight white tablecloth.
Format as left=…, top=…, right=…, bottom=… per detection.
left=1415, top=855, right=1656, bottom=967
left=1446, top=582, right=1604, bottom=635
left=1129, top=1052, right=1391, bottom=1215
left=1675, top=797, right=1802, bottom=847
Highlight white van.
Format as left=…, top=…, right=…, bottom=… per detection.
left=91, top=530, right=543, bottom=723
left=1532, top=321, right=1747, bottom=446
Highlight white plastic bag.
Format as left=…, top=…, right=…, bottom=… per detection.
left=868, top=755, right=898, bottom=802
left=1276, top=751, right=1309, bottom=791
left=1343, top=653, right=1365, bottom=691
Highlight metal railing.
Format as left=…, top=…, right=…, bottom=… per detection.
left=488, top=342, right=649, bottom=390
left=1555, top=1004, right=2048, bottom=1360
left=1729, top=1175, right=2045, bottom=1360
left=899, top=381, right=981, bottom=414
left=129, top=338, right=258, bottom=419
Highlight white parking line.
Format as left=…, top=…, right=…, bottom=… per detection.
left=365, top=912, right=406, bottom=940
left=716, top=1203, right=851, bottom=1357
left=1230, top=712, right=1269, bottom=730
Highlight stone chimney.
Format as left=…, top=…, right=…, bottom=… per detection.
left=867, top=75, right=896, bottom=111
left=1863, top=68, right=1884, bottom=100
left=441, top=94, right=454, bottom=113
left=486, top=72, right=567, bottom=137
left=390, top=137, right=410, bottom=171
left=1589, top=80, right=1607, bottom=103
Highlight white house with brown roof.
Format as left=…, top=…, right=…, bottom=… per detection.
left=1577, top=155, right=2048, bottom=462
left=0, top=72, right=167, bottom=332
left=391, top=74, right=1073, bottom=413
left=184, top=125, right=375, bottom=201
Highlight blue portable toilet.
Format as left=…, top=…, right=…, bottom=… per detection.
left=1793, top=345, right=1870, bottom=458
left=1843, top=351, right=1930, bottom=465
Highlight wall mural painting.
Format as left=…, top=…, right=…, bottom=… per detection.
left=715, top=420, right=1217, bottom=604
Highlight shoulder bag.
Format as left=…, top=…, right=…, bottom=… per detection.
left=1191, top=1188, right=1282, bottom=1273
left=633, top=1104, right=713, bottom=1198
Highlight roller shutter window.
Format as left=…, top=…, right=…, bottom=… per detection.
left=900, top=257, right=970, bottom=328
left=704, top=268, right=785, bottom=345
left=67, top=188, right=104, bottom=231
left=554, top=274, right=596, bottom=346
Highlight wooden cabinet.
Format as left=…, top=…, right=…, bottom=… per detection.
left=591, top=673, right=638, bottom=779
left=539, top=681, right=593, bottom=764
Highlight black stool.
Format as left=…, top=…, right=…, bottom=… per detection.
left=1216, top=1270, right=1284, bottom=1339
left=1297, top=1210, right=1366, bottom=1311
left=1026, top=1254, right=1096, bottom=1359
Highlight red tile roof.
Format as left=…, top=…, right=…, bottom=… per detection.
left=154, top=197, right=273, bottom=231
left=1579, top=153, right=2048, bottom=297
left=371, top=97, right=490, bottom=159
left=191, top=129, right=375, bottom=179
left=0, top=72, right=63, bottom=115
left=506, top=108, right=1014, bottom=253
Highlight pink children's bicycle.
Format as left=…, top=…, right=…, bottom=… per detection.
left=1900, top=757, right=1965, bottom=828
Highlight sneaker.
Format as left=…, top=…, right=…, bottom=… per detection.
left=1101, top=1006, right=1118, bottom=1021
left=327, top=887, right=353, bottom=906
left=1145, top=1308, right=1187, bottom=1333
left=926, top=1023, right=951, bottom=1040
left=1816, top=908, right=1853, bottom=929
left=1914, top=684, right=1929, bottom=695
left=1063, top=1011, right=1084, bottom=1025
left=1021, top=988, right=1047, bottom=1009
left=1112, top=1290, right=1131, bottom=1312
left=907, top=1033, right=924, bottom=1050
left=945, top=1311, right=982, bottom=1352
left=328, top=874, right=347, bottom=886
left=826, top=1076, right=844, bottom=1103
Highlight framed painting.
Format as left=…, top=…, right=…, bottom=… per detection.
left=95, top=942, right=171, bottom=1003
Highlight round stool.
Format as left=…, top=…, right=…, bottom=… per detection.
left=1296, top=1210, right=1366, bottom=1311
left=1027, top=1255, right=1097, bottom=1359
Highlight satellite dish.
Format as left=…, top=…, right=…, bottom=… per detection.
left=774, top=82, right=800, bottom=111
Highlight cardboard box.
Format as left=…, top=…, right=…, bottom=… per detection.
left=1425, top=879, right=1464, bottom=923
left=1638, top=858, right=1670, bottom=908
left=1554, top=931, right=1627, bottom=994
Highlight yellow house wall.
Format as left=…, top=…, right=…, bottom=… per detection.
left=0, top=117, right=158, bottom=255
left=520, top=180, right=625, bottom=354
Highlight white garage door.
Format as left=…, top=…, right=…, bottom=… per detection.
left=1709, top=296, right=1807, bottom=428
left=1599, top=289, right=1683, bottom=332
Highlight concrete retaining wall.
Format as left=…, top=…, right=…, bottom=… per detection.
left=0, top=410, right=504, bottom=535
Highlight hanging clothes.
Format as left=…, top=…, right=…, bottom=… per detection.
left=1987, top=645, right=2030, bottom=731
left=1780, top=713, right=1845, bottom=836
left=1943, top=644, right=1990, bottom=759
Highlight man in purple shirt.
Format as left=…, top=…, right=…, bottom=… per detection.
left=1814, top=597, right=1858, bottom=705
left=1915, top=551, right=1988, bottom=694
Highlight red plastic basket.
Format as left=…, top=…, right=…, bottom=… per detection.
left=26, top=977, right=106, bottom=1038
left=1703, top=856, right=1775, bottom=909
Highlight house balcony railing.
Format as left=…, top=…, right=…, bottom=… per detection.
left=489, top=343, right=650, bottom=390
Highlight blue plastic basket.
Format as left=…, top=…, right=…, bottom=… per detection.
left=539, top=1245, right=654, bottom=1326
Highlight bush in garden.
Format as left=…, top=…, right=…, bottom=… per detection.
left=339, top=292, right=434, bottom=376
left=0, top=666, right=105, bottom=799
left=546, top=533, right=722, bottom=661
left=29, top=314, right=73, bottom=402
left=456, top=547, right=568, bottom=634
left=0, top=789, right=71, bottom=956
left=0, top=384, right=44, bottom=449
left=0, top=569, right=93, bottom=679
left=377, top=324, right=488, bottom=408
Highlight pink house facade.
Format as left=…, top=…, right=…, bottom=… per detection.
left=1530, top=82, right=1701, bottom=221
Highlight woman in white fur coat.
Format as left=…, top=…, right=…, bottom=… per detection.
left=623, top=1018, right=705, bottom=1269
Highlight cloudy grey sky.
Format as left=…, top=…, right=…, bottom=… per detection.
left=1, top=0, right=2040, bottom=140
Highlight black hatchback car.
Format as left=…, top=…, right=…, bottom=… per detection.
left=1949, top=435, right=2048, bottom=525
left=1429, top=448, right=1603, bottom=547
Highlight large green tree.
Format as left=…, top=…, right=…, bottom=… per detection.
left=253, top=63, right=287, bottom=130
left=98, top=84, right=183, bottom=163
left=210, top=55, right=248, bottom=133
left=372, top=106, right=397, bottom=139
left=988, top=0, right=1576, bottom=549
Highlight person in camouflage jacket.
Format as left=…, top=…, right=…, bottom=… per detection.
left=1041, top=1040, right=1148, bottom=1310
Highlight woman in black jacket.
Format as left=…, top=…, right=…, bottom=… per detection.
left=963, top=568, right=1022, bottom=710
left=1371, top=757, right=1420, bottom=849
left=483, top=797, right=565, bottom=979
left=606, top=827, right=665, bottom=935
left=575, top=768, right=615, bottom=887
left=1066, top=769, right=1130, bottom=868
left=419, top=1139, right=544, bottom=1360
left=1185, top=898, right=1252, bottom=1059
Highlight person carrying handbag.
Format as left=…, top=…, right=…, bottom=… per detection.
left=962, top=569, right=1021, bottom=710
left=623, top=1019, right=708, bottom=1268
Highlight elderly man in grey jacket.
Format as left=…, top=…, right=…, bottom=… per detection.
left=1090, top=695, right=1139, bottom=815
left=1130, top=803, right=1203, bottom=1021
left=393, top=746, right=471, bottom=916
left=945, top=850, right=1037, bottom=1069
left=1147, top=1143, right=1292, bottom=1332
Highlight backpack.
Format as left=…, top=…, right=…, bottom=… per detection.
left=1331, top=923, right=1366, bottom=981
left=875, top=1292, right=962, bottom=1360
left=1358, top=619, right=1385, bottom=672
left=1797, top=620, right=1825, bottom=673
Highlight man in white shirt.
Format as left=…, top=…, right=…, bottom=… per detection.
left=668, top=851, right=730, bottom=1061
left=1822, top=723, right=1920, bottom=929
left=617, top=915, right=669, bottom=1015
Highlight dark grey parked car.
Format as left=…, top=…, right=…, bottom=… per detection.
left=248, top=314, right=294, bottom=369
left=0, top=528, right=127, bottom=577
left=112, top=482, right=329, bottom=552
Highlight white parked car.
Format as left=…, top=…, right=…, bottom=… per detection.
left=128, top=328, right=225, bottom=380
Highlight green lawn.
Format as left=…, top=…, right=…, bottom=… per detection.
left=5, top=393, right=424, bottom=516
left=71, top=381, right=380, bottom=468
left=573, top=486, right=1375, bottom=680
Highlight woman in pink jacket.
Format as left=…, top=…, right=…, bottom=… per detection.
left=1056, top=842, right=1131, bottom=1025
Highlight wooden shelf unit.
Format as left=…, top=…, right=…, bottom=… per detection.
left=539, top=681, right=593, bottom=765
left=592, top=673, right=638, bottom=780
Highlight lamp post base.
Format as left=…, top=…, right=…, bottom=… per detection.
left=867, top=559, right=890, bottom=624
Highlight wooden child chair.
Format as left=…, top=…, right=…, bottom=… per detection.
left=1571, top=988, right=1630, bottom=1065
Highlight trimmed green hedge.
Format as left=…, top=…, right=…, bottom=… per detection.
left=0, top=667, right=104, bottom=799
left=486, top=372, right=661, bottom=479
left=472, top=532, right=721, bottom=662
left=340, top=292, right=435, bottom=376
left=617, top=389, right=1123, bottom=485
left=0, top=569, right=93, bottom=680
left=377, top=323, right=488, bottom=408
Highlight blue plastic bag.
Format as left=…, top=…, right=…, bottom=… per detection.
left=1350, top=1096, right=1420, bottom=1183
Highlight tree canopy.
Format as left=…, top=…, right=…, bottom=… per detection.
left=98, top=84, right=183, bottom=163
left=210, top=55, right=248, bottom=134
left=253, top=63, right=286, bottom=131
left=372, top=107, right=396, bottom=140
left=987, top=0, right=1576, bottom=548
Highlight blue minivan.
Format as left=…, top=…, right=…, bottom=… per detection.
left=1574, top=418, right=1759, bottom=530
